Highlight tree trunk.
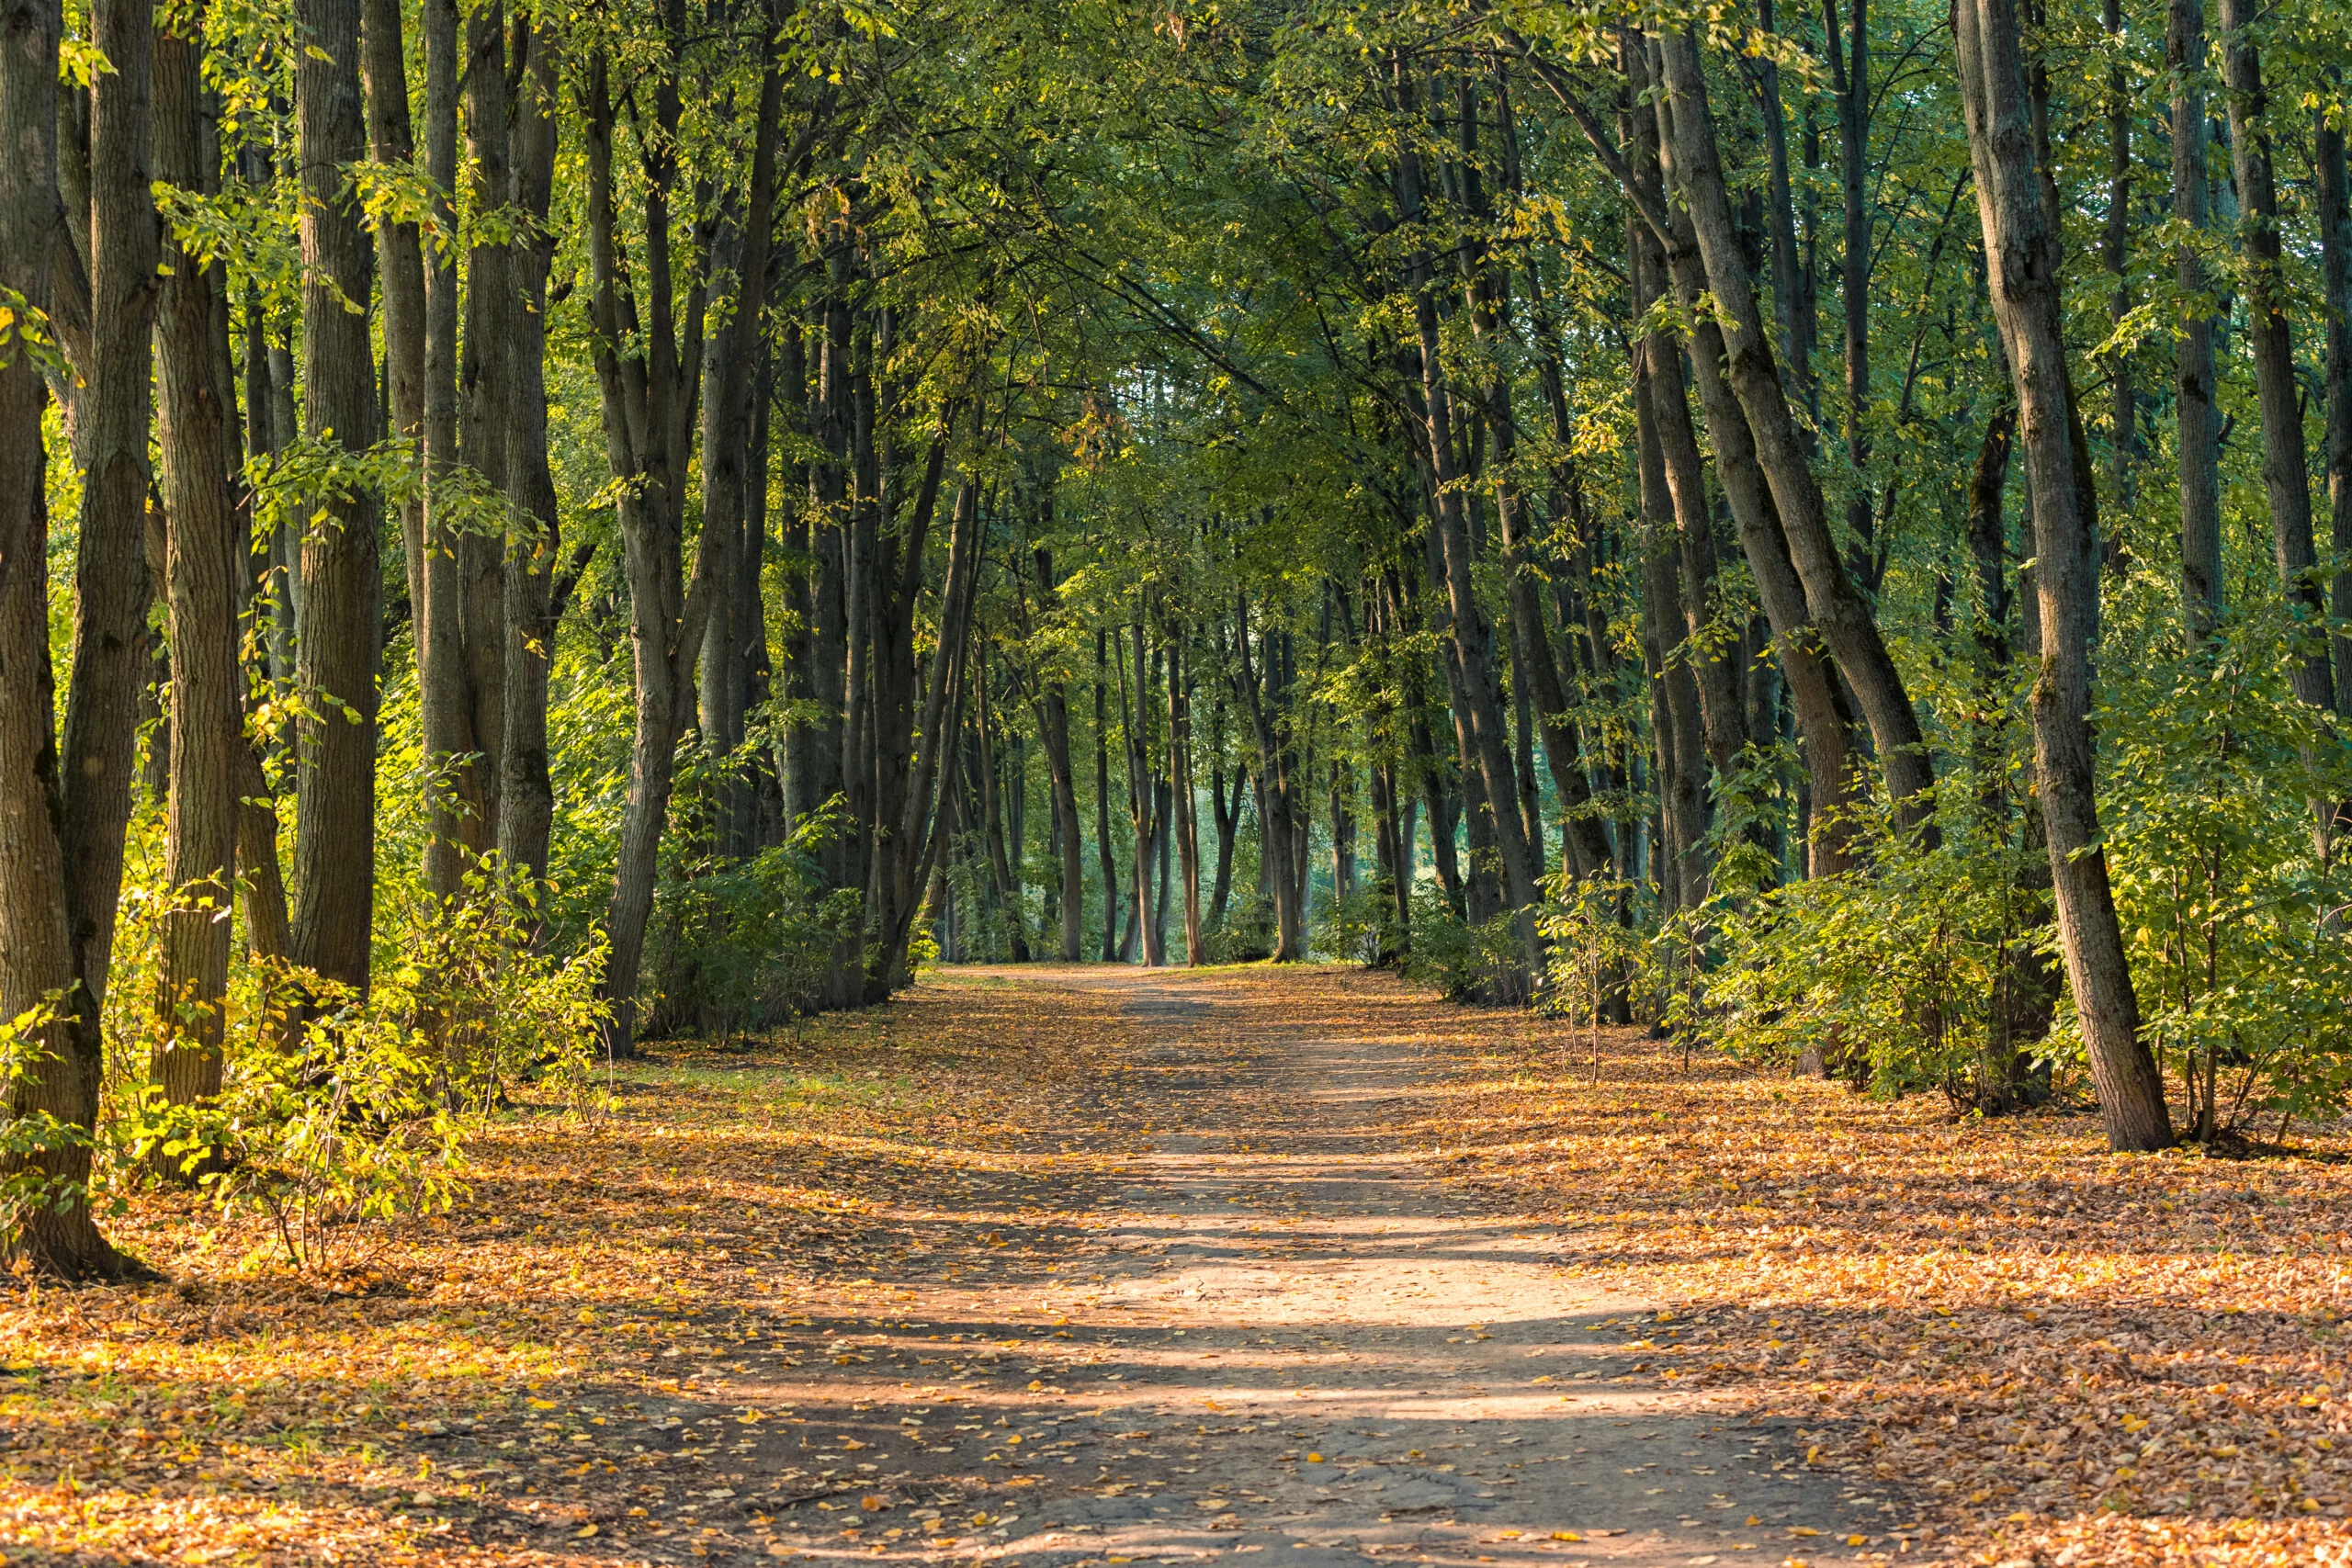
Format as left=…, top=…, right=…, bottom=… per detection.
left=696, top=52, right=785, bottom=868
left=290, top=0, right=384, bottom=991
left=2217, top=0, right=2330, bottom=713
left=583, top=33, right=722, bottom=1048
left=419, top=0, right=472, bottom=900
left=0, top=0, right=140, bottom=1276
left=1636, top=378, right=1709, bottom=912
left=1822, top=0, right=1880, bottom=594
left=1209, top=761, right=1240, bottom=929
left=2321, top=88, right=2352, bottom=713
left=979, top=674, right=1030, bottom=962
left=1648, top=30, right=1935, bottom=830
left=1233, top=599, right=1303, bottom=960
left=455, top=0, right=510, bottom=863
left=1951, top=0, right=2173, bottom=1152
left=1169, top=630, right=1204, bottom=964
left=1032, top=554, right=1086, bottom=962
left=1095, top=629, right=1119, bottom=962
left=360, top=0, right=425, bottom=658
left=153, top=12, right=239, bottom=1124
left=497, top=15, right=564, bottom=895
left=1125, top=619, right=1164, bottom=966
left=2102, top=0, right=2136, bottom=517
left=2169, top=0, right=2223, bottom=637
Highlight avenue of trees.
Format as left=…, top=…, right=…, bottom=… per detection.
left=4, top=0, right=2351, bottom=1273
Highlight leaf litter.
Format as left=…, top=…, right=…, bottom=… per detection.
left=0, top=964, right=2343, bottom=1568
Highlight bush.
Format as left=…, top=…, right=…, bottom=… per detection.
left=1400, top=883, right=1528, bottom=1005
left=2103, top=614, right=2352, bottom=1141
left=643, top=804, right=861, bottom=1038
left=111, top=848, right=609, bottom=1272
left=1314, top=880, right=1402, bottom=966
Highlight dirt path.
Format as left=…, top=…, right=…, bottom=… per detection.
left=705, top=967, right=1888, bottom=1568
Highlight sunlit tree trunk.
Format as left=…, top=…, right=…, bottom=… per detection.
left=1951, top=0, right=2172, bottom=1152
left=289, top=0, right=384, bottom=991
left=154, top=8, right=240, bottom=1127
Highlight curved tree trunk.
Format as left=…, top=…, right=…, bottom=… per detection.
left=1951, top=0, right=2172, bottom=1152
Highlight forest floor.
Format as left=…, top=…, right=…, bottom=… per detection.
left=0, top=965, right=2347, bottom=1568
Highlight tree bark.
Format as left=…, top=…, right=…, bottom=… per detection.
left=2102, top=0, right=2136, bottom=515
left=582, top=28, right=721, bottom=1047
left=0, top=0, right=139, bottom=1275
left=2169, top=0, right=2223, bottom=637
left=1951, top=0, right=2173, bottom=1151
left=1032, top=557, right=1085, bottom=962
left=360, top=0, right=424, bottom=653
left=419, top=0, right=472, bottom=900
left=153, top=11, right=240, bottom=1122
left=291, top=0, right=384, bottom=991
left=455, top=0, right=510, bottom=862
left=2217, top=0, right=2330, bottom=713
left=2323, top=87, right=2352, bottom=712
left=1168, top=626, right=1204, bottom=964
left=498, top=15, right=564, bottom=895
left=1233, top=598, right=1304, bottom=960
left=696, top=50, right=785, bottom=865
left=1095, top=629, right=1120, bottom=961
left=1648, top=31, right=1935, bottom=830
left=1824, top=0, right=1880, bottom=594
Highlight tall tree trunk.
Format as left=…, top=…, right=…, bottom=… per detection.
left=1646, top=31, right=1935, bottom=830
left=1951, top=0, right=2173, bottom=1152
left=59, top=0, right=155, bottom=1056
left=419, top=0, right=472, bottom=900
left=2217, top=0, right=2331, bottom=714
left=0, top=0, right=139, bottom=1276
left=290, top=0, right=384, bottom=991
left=1095, top=629, right=1120, bottom=962
left=1233, top=599, right=1303, bottom=959
left=2102, top=0, right=2136, bottom=516
left=360, top=0, right=424, bottom=657
left=153, top=11, right=239, bottom=1123
left=2320, top=90, right=2352, bottom=711
left=1635, top=366, right=1710, bottom=912
left=456, top=0, right=511, bottom=863
left=1169, top=630, right=1204, bottom=964
left=1033, top=550, right=1086, bottom=962
left=583, top=30, right=720, bottom=1048
left=2169, top=0, right=2223, bottom=637
left=1826, top=0, right=1880, bottom=595
left=1125, top=618, right=1164, bottom=966
left=498, top=15, right=564, bottom=895
left=979, top=674, right=1030, bottom=963
left=1209, top=761, right=1241, bottom=929
left=696, top=51, right=785, bottom=867
left=1757, top=0, right=1814, bottom=400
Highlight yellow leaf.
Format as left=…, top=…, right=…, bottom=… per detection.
left=1790, top=1526, right=1818, bottom=1537
left=1846, top=1534, right=1866, bottom=1546
left=1305, top=1453, right=1323, bottom=1463
left=861, top=1496, right=884, bottom=1512
left=1550, top=1532, right=1581, bottom=1543
left=1745, top=1516, right=1760, bottom=1527
left=575, top=1523, right=599, bottom=1538
left=529, top=1398, right=558, bottom=1410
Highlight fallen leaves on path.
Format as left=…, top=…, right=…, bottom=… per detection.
left=0, top=976, right=1166, bottom=1565
left=1383, top=966, right=2352, bottom=1568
